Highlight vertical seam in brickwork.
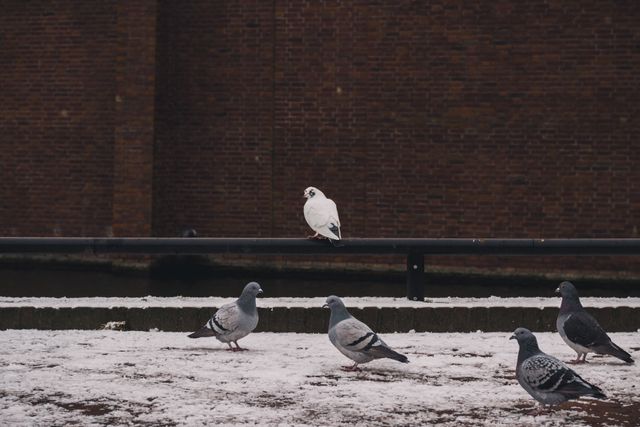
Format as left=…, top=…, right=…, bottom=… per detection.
left=271, top=0, right=277, bottom=236
left=150, top=0, right=159, bottom=236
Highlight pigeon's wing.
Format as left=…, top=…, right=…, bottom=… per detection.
left=333, top=318, right=407, bottom=362
left=562, top=311, right=610, bottom=348
left=521, top=354, right=604, bottom=398
left=207, top=302, right=241, bottom=335
left=324, top=198, right=340, bottom=226
left=333, top=318, right=379, bottom=351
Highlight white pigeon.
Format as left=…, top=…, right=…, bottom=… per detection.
left=188, top=282, right=263, bottom=351
left=303, top=186, right=342, bottom=243
left=323, top=295, right=409, bottom=371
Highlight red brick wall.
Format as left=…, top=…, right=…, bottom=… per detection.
left=153, top=1, right=274, bottom=237
left=0, top=1, right=117, bottom=236
left=153, top=1, right=639, bottom=242
left=112, top=1, right=156, bottom=236
left=273, top=1, right=640, bottom=241
left=2, top=1, right=639, bottom=272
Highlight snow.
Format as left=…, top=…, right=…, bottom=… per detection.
left=0, top=330, right=637, bottom=426
left=1, top=296, right=640, bottom=309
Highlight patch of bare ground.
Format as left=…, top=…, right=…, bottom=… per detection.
left=510, top=398, right=640, bottom=427
left=13, top=391, right=176, bottom=426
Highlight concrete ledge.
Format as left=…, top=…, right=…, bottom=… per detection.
left=2, top=306, right=640, bottom=333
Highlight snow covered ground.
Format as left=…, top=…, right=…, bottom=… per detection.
left=0, top=330, right=637, bottom=426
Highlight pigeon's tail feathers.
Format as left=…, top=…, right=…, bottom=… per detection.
left=328, top=224, right=341, bottom=240
left=559, top=375, right=607, bottom=400
left=188, top=326, right=217, bottom=338
left=574, top=383, right=607, bottom=400
left=370, top=345, right=409, bottom=363
left=596, top=342, right=634, bottom=364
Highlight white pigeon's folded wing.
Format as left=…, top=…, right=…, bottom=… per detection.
left=325, top=198, right=340, bottom=226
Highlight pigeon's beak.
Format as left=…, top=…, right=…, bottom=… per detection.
left=258, top=288, right=263, bottom=294
left=509, top=335, right=516, bottom=340
left=555, top=287, right=560, bottom=294
left=322, top=303, right=328, bottom=309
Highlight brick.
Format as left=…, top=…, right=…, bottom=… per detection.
left=0, top=1, right=639, bottom=274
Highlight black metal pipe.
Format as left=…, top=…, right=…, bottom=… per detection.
left=3, top=237, right=639, bottom=302
left=1, top=237, right=640, bottom=255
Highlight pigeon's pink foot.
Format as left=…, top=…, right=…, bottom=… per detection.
left=340, top=364, right=361, bottom=372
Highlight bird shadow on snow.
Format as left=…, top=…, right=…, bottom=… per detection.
left=314, top=366, right=439, bottom=384
left=162, top=346, right=266, bottom=354
left=561, top=354, right=637, bottom=367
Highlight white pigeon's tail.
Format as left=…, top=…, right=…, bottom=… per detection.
left=328, top=223, right=341, bottom=240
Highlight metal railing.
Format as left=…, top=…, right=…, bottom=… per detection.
left=2, top=237, right=640, bottom=300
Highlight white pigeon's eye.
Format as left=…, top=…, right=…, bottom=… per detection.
left=309, top=189, right=315, bottom=197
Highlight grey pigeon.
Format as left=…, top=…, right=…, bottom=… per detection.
left=323, top=295, right=409, bottom=371
left=556, top=281, right=633, bottom=364
left=188, top=281, right=263, bottom=351
left=511, top=327, right=606, bottom=406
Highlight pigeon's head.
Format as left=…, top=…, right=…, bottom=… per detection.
left=322, top=295, right=345, bottom=310
left=242, top=281, right=264, bottom=297
left=303, top=187, right=323, bottom=199
left=555, top=281, right=578, bottom=299
left=509, top=327, right=536, bottom=344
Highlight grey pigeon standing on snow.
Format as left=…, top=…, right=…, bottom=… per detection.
left=511, top=327, right=606, bottom=406
left=323, top=295, right=408, bottom=371
left=556, top=281, right=633, bottom=364
left=303, top=187, right=342, bottom=245
left=188, top=282, right=263, bottom=351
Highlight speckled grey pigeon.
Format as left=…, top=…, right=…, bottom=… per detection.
left=511, top=327, right=606, bottom=406
left=556, top=281, right=633, bottom=364
left=323, top=295, right=409, bottom=371
left=188, top=282, right=263, bottom=351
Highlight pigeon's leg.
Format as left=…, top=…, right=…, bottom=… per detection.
left=225, top=343, right=235, bottom=351
left=580, top=353, right=588, bottom=363
left=340, top=363, right=361, bottom=372
left=568, top=353, right=585, bottom=364
left=232, top=341, right=248, bottom=352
